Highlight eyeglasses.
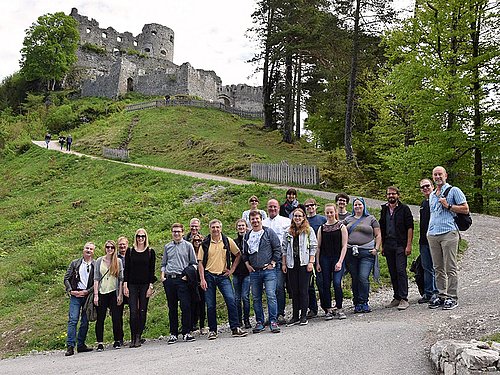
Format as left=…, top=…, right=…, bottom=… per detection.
left=293, top=215, right=304, bottom=218
left=105, top=245, right=115, bottom=249
left=136, top=234, right=146, bottom=238
left=420, top=184, right=431, bottom=189
left=172, top=230, right=182, bottom=234
left=304, top=204, right=315, bottom=208
left=86, top=264, right=90, bottom=273
left=337, top=199, right=347, bottom=203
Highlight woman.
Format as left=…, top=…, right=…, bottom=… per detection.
left=241, top=195, right=267, bottom=226
left=282, top=208, right=317, bottom=326
left=93, top=240, right=123, bottom=351
left=190, top=233, right=207, bottom=335
left=232, top=219, right=251, bottom=329
left=316, top=204, right=348, bottom=320
left=115, top=236, right=129, bottom=347
left=344, top=197, right=381, bottom=313
left=123, top=228, right=156, bottom=347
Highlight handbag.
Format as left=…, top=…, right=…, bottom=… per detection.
left=443, top=186, right=472, bottom=231
left=83, top=267, right=109, bottom=322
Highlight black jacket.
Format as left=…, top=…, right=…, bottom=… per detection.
left=379, top=202, right=414, bottom=248
left=64, top=258, right=95, bottom=293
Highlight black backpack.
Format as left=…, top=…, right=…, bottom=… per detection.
left=442, top=186, right=472, bottom=231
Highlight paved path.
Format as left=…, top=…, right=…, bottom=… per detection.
left=2, top=141, right=497, bottom=374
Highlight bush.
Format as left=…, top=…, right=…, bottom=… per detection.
left=45, top=104, right=77, bottom=133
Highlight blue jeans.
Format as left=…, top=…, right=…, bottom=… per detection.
left=420, top=243, right=438, bottom=298
left=275, top=264, right=286, bottom=316
left=204, top=272, right=240, bottom=331
left=319, top=256, right=345, bottom=309
left=346, top=248, right=375, bottom=305
left=67, top=295, right=89, bottom=348
left=232, top=274, right=251, bottom=322
left=250, top=269, right=278, bottom=324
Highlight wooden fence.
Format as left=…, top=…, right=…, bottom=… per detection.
left=125, top=99, right=264, bottom=120
left=251, top=161, right=319, bottom=186
left=103, top=147, right=129, bottom=161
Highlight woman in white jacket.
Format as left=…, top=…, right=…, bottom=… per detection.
left=282, top=208, right=318, bottom=326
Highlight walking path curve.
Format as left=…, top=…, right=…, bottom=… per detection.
left=2, top=141, right=498, bottom=374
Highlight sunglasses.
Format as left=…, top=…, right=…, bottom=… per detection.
left=86, top=264, right=90, bottom=273
left=249, top=199, right=259, bottom=203
left=293, top=215, right=304, bottom=218
left=193, top=239, right=202, bottom=243
left=420, top=184, right=431, bottom=189
left=105, top=245, right=115, bottom=249
left=136, top=234, right=146, bottom=238
left=304, top=204, right=315, bottom=208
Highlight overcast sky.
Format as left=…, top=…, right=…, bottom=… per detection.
left=0, top=0, right=414, bottom=86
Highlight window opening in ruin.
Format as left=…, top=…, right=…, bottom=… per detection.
left=102, top=32, right=107, bottom=38
left=169, top=35, right=174, bottom=43
left=133, top=40, right=138, bottom=46
left=86, top=28, right=91, bottom=34
left=160, top=50, right=167, bottom=56
left=151, top=30, right=157, bottom=36
left=144, top=48, right=151, bottom=53
left=127, top=78, right=134, bottom=92
left=117, top=36, right=122, bottom=42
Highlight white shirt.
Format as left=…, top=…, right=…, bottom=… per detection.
left=247, top=229, right=264, bottom=254
left=78, top=260, right=92, bottom=290
left=263, top=215, right=291, bottom=245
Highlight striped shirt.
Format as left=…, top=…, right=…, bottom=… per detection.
left=427, top=183, right=467, bottom=235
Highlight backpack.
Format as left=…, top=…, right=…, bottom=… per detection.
left=443, top=186, right=472, bottom=231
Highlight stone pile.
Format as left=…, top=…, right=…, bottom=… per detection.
left=431, top=339, right=500, bottom=374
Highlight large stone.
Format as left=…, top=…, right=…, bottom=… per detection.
left=461, top=348, right=500, bottom=370
left=491, top=342, right=500, bottom=354
left=445, top=341, right=474, bottom=361
left=432, top=340, right=456, bottom=368
left=444, top=361, right=456, bottom=375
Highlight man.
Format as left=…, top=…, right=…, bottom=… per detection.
left=304, top=198, right=327, bottom=318
left=184, top=218, right=202, bottom=242
left=232, top=219, right=252, bottom=329
left=198, top=219, right=248, bottom=339
left=279, top=188, right=306, bottom=219
left=263, top=199, right=291, bottom=324
left=380, top=186, right=414, bottom=311
left=242, top=210, right=282, bottom=333
left=66, top=134, right=73, bottom=151
left=63, top=242, right=96, bottom=356
left=427, top=166, right=469, bottom=310
left=418, top=179, right=438, bottom=304
left=161, top=223, right=198, bottom=344
left=335, top=193, right=350, bottom=221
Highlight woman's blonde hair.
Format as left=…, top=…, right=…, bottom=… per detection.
left=288, top=208, right=310, bottom=237
left=104, top=240, right=120, bottom=277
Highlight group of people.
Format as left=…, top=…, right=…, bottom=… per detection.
left=63, top=165, right=469, bottom=355
left=44, top=132, right=73, bottom=151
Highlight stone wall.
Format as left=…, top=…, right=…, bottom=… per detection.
left=431, top=339, right=500, bottom=374
left=218, top=84, right=263, bottom=112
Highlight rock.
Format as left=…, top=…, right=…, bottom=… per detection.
left=461, top=348, right=500, bottom=370
left=470, top=339, right=491, bottom=350
left=432, top=340, right=456, bottom=369
left=445, top=341, right=473, bottom=361
left=443, top=361, right=456, bottom=375
left=491, top=342, right=500, bottom=354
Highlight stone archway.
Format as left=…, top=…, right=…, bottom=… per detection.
left=217, top=93, right=231, bottom=107
left=127, top=77, right=134, bottom=92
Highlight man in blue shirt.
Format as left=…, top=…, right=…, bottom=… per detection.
left=427, top=166, right=469, bottom=310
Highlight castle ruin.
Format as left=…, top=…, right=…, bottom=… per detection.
left=69, top=8, right=262, bottom=112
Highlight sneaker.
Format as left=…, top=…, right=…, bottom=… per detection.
left=361, top=303, right=372, bottom=313
left=244, top=319, right=252, bottom=329
left=200, top=327, right=209, bottom=335
left=232, top=327, right=248, bottom=337
left=96, top=343, right=104, bottom=352
left=428, top=296, right=445, bottom=309
left=354, top=304, right=363, bottom=313
left=385, top=298, right=400, bottom=308
left=113, top=341, right=121, bottom=349
left=418, top=295, right=431, bottom=304
left=76, top=345, right=93, bottom=353
left=252, top=322, right=265, bottom=333
left=324, top=311, right=334, bottom=321
left=167, top=335, right=178, bottom=344
left=65, top=346, right=74, bottom=357
left=443, top=299, right=458, bottom=310
left=398, top=299, right=410, bottom=310
left=183, top=333, right=196, bottom=342
left=207, top=331, right=218, bottom=340
left=300, top=317, right=308, bottom=325
left=286, top=317, right=300, bottom=327
left=270, top=322, right=281, bottom=333
left=277, top=314, right=286, bottom=325
left=336, top=309, right=347, bottom=320
left=306, top=310, right=317, bottom=319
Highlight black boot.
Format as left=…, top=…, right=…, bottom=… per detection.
left=129, top=335, right=136, bottom=348
left=135, top=334, right=142, bottom=347
left=65, top=346, right=74, bottom=356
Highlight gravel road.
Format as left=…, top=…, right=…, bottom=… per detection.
left=2, top=142, right=497, bottom=374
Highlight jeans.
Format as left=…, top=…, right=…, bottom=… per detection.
left=419, top=243, right=438, bottom=298
left=345, top=248, right=375, bottom=305
left=128, top=283, right=150, bottom=337
left=95, top=291, right=121, bottom=342
left=427, top=231, right=459, bottom=300
left=319, top=256, right=345, bottom=309
left=275, top=264, right=286, bottom=316
left=287, top=263, right=311, bottom=319
left=204, top=272, right=240, bottom=332
left=232, top=274, right=251, bottom=322
left=383, top=241, right=409, bottom=301
left=66, top=295, right=89, bottom=348
left=250, top=268, right=278, bottom=324
left=163, top=278, right=192, bottom=336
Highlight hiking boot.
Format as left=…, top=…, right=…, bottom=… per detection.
left=113, top=341, right=121, bottom=349
left=183, top=333, right=196, bottom=342
left=398, top=299, right=410, bottom=310
left=354, top=304, right=363, bottom=313
left=336, top=309, right=347, bottom=320
left=244, top=319, right=252, bottom=329
left=418, top=295, right=431, bottom=304
left=96, top=343, right=104, bottom=352
left=277, top=314, right=286, bottom=325
left=442, top=299, right=458, bottom=310
left=65, top=346, right=74, bottom=357
left=299, top=317, right=308, bottom=325
left=324, top=311, right=334, bottom=321
left=286, top=317, right=300, bottom=327
left=207, top=331, right=218, bottom=340
left=270, top=322, right=281, bottom=333
left=231, top=327, right=248, bottom=337
left=167, top=335, right=178, bottom=344
left=385, top=298, right=400, bottom=308
left=306, top=310, right=317, bottom=319
left=76, top=345, right=93, bottom=353
left=428, top=296, right=444, bottom=309
left=252, top=322, right=265, bottom=333
left=361, top=303, right=372, bottom=313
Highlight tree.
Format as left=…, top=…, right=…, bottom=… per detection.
left=20, top=12, right=79, bottom=91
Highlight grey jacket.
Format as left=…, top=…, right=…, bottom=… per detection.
left=241, top=226, right=281, bottom=269
left=282, top=229, right=318, bottom=268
